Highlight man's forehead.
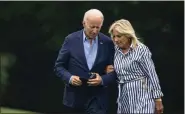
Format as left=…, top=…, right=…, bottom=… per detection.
left=87, top=16, right=102, bottom=21
left=86, top=22, right=102, bottom=27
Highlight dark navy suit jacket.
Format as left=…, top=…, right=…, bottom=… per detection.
left=54, top=29, right=116, bottom=110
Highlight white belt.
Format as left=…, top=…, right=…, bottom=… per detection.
left=117, top=76, right=145, bottom=103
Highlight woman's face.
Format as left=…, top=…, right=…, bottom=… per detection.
left=112, top=28, right=131, bottom=49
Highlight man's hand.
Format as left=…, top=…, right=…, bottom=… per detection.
left=155, top=99, right=164, bottom=114
left=87, top=73, right=102, bottom=86
left=105, top=65, right=114, bottom=73
left=70, top=75, right=82, bottom=86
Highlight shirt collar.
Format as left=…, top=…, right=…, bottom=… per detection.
left=116, top=42, right=134, bottom=51
left=83, top=30, right=98, bottom=43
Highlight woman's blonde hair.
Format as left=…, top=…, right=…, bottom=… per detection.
left=108, top=19, right=140, bottom=48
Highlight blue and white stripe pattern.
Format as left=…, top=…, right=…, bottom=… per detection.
left=114, top=43, right=163, bottom=114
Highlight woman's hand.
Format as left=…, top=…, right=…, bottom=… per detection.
left=155, top=98, right=164, bottom=114
left=105, top=65, right=114, bottom=73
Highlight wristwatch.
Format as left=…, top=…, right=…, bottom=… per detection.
left=155, top=98, right=162, bottom=101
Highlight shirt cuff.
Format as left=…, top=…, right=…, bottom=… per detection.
left=152, top=90, right=164, bottom=99
left=69, top=76, right=72, bottom=84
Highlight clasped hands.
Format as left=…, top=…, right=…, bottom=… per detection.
left=70, top=73, right=101, bottom=86
left=70, top=65, right=114, bottom=86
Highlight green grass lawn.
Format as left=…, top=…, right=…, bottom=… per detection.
left=1, top=107, right=37, bottom=113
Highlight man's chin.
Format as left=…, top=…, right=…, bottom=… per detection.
left=89, top=36, right=96, bottom=39
left=91, top=34, right=97, bottom=38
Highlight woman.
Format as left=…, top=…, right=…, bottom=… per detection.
left=108, top=19, right=164, bottom=114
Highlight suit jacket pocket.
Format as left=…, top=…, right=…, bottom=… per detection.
left=63, top=85, right=75, bottom=105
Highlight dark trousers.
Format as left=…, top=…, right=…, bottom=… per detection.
left=63, top=97, right=107, bottom=114
left=63, top=105, right=84, bottom=114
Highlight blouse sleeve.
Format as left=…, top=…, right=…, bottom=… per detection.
left=139, top=46, right=164, bottom=99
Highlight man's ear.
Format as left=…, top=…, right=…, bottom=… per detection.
left=82, top=21, right=85, bottom=26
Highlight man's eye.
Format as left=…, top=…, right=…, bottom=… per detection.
left=90, top=26, right=99, bottom=29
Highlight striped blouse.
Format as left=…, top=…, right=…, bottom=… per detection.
left=114, top=43, right=163, bottom=99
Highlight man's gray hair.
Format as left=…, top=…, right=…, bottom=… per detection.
left=83, top=9, right=104, bottom=22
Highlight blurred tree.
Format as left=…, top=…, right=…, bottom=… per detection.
left=0, top=1, right=183, bottom=113
left=0, top=53, right=16, bottom=101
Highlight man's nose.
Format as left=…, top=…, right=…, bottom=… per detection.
left=92, top=28, right=98, bottom=33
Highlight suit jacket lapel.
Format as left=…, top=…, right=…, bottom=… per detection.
left=77, top=30, right=89, bottom=71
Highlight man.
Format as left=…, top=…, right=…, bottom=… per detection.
left=54, top=9, right=116, bottom=114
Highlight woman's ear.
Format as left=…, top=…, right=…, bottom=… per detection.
left=129, top=37, right=132, bottom=42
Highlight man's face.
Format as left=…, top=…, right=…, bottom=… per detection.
left=83, top=17, right=103, bottom=39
